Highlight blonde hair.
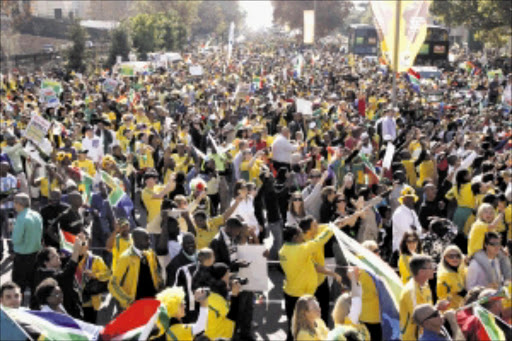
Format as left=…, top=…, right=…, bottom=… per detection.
left=197, top=248, right=214, bottom=263
left=156, top=287, right=185, bottom=318
left=332, top=293, right=352, bottom=325
left=476, top=203, right=495, bottom=222
left=362, top=240, right=378, bottom=252
left=440, top=245, right=463, bottom=273
left=291, top=295, right=317, bottom=339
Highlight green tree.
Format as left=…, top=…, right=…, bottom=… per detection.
left=194, top=1, right=245, bottom=37
left=431, top=0, right=512, bottom=47
left=129, top=13, right=157, bottom=60
left=67, top=21, right=87, bottom=72
left=272, top=1, right=353, bottom=37
left=107, top=25, right=131, bottom=68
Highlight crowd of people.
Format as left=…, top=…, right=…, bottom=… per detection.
left=0, top=36, right=511, bottom=341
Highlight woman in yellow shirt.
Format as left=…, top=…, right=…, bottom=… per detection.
left=467, top=203, right=503, bottom=257
left=398, top=231, right=422, bottom=284
left=447, top=169, right=476, bottom=234
left=437, top=245, right=466, bottom=309
left=292, top=295, right=329, bottom=341
left=239, top=149, right=264, bottom=184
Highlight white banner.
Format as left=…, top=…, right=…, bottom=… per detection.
left=296, top=98, right=313, bottom=116
left=303, top=10, right=315, bottom=44
left=189, top=65, right=204, bottom=76
left=228, top=21, right=235, bottom=62
left=24, top=115, right=51, bottom=145
left=383, top=142, right=396, bottom=169
left=236, top=245, right=268, bottom=292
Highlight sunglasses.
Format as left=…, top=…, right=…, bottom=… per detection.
left=311, top=175, right=321, bottom=178
left=406, top=239, right=418, bottom=243
left=336, top=199, right=346, bottom=203
left=421, top=310, right=440, bottom=324
left=292, top=198, right=303, bottom=202
left=446, top=254, right=461, bottom=259
left=487, top=241, right=501, bottom=247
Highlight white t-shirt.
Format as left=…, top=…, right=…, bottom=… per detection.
left=82, top=136, right=103, bottom=163
left=392, top=204, right=421, bottom=252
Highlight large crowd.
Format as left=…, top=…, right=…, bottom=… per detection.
left=0, top=36, right=511, bottom=341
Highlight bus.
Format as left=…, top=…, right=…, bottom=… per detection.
left=348, top=24, right=379, bottom=56
left=414, top=25, right=450, bottom=67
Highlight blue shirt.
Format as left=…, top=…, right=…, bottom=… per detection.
left=419, top=328, right=451, bottom=341
left=12, top=208, right=43, bottom=254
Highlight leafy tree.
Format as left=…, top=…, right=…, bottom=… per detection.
left=133, top=0, right=200, bottom=36
left=67, top=21, right=87, bottom=72
left=272, top=1, right=353, bottom=37
left=431, top=0, right=512, bottom=47
left=129, top=13, right=157, bottom=60
left=107, top=25, right=131, bottom=68
left=194, top=1, right=245, bottom=37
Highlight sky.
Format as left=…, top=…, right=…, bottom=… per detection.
left=240, top=0, right=273, bottom=31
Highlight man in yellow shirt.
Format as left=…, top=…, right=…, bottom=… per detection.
left=171, top=143, right=193, bottom=173
left=73, top=149, right=96, bottom=177
left=105, top=218, right=132, bottom=272
left=400, top=254, right=449, bottom=341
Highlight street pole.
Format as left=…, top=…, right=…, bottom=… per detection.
left=314, top=0, right=317, bottom=46
left=391, top=0, right=401, bottom=107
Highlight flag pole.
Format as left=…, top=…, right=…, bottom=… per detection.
left=391, top=0, right=401, bottom=106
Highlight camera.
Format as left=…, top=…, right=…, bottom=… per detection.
left=231, top=277, right=249, bottom=285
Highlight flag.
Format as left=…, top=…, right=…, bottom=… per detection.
left=332, top=226, right=403, bottom=340
left=59, top=228, right=76, bottom=254
left=473, top=305, right=506, bottom=341
left=100, top=171, right=134, bottom=217
left=252, top=76, right=261, bottom=92
left=74, top=168, right=94, bottom=204
left=293, top=54, right=304, bottom=79
left=371, top=1, right=431, bottom=72
left=406, top=68, right=421, bottom=93
left=359, top=153, right=380, bottom=184
left=228, top=22, right=235, bottom=62
left=1, top=308, right=30, bottom=341
left=101, top=299, right=166, bottom=341
left=4, top=307, right=102, bottom=341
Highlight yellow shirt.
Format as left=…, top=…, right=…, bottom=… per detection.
left=111, top=234, right=133, bottom=273
left=142, top=185, right=165, bottom=224
left=398, top=253, right=413, bottom=285
left=279, top=228, right=334, bottom=297
left=305, top=225, right=329, bottom=287
left=166, top=323, right=193, bottom=341
left=196, top=215, right=224, bottom=250
left=436, top=264, right=466, bottom=309
left=446, top=183, right=475, bottom=208
left=73, top=159, right=96, bottom=177
left=400, top=279, right=432, bottom=341
left=79, top=254, right=111, bottom=310
left=402, top=159, right=417, bottom=187
left=296, top=319, right=329, bottom=341
left=506, top=204, right=512, bottom=241
left=468, top=220, right=489, bottom=258
left=38, top=177, right=60, bottom=198
left=240, top=159, right=263, bottom=185
left=205, top=292, right=235, bottom=340
left=417, top=160, right=435, bottom=187
left=359, top=270, right=380, bottom=323
left=172, top=154, right=193, bottom=173
left=137, top=145, right=154, bottom=169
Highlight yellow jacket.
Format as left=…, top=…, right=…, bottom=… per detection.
left=205, top=292, right=235, bottom=340
left=436, top=264, right=466, bottom=309
left=108, top=247, right=163, bottom=308
left=468, top=220, right=489, bottom=258
left=305, top=225, right=329, bottom=287
left=111, top=234, right=133, bottom=273
left=279, top=228, right=334, bottom=297
left=399, top=279, right=432, bottom=341
left=359, top=270, right=380, bottom=323
left=296, top=318, right=329, bottom=341
left=79, top=254, right=110, bottom=311
left=398, top=253, right=413, bottom=285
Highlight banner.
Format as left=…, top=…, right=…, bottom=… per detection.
left=41, top=79, right=63, bottom=96
left=39, top=87, right=60, bottom=107
left=102, top=78, right=118, bottom=93
left=236, top=245, right=268, bottom=292
left=371, top=1, right=431, bottom=72
left=296, top=98, right=313, bottom=116
left=303, top=10, right=315, bottom=44
left=24, top=115, right=51, bottom=145
left=189, top=65, right=204, bottom=76
left=228, top=21, right=235, bottom=62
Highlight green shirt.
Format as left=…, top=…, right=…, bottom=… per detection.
left=12, top=208, right=43, bottom=254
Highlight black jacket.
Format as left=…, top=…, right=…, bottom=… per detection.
left=209, top=231, right=239, bottom=272
left=33, top=258, right=83, bottom=319
left=166, top=250, right=194, bottom=287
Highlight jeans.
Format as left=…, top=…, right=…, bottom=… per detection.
left=268, top=220, right=283, bottom=261
left=314, top=279, right=331, bottom=326
left=284, top=292, right=299, bottom=341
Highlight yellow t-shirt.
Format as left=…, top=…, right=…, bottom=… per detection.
left=141, top=185, right=165, bottom=224
left=279, top=228, right=334, bottom=297
left=240, top=159, right=262, bottom=184
left=468, top=220, right=489, bottom=257
left=398, top=253, right=413, bottom=285
left=296, top=319, right=329, bottom=341
left=359, top=270, right=380, bottom=323
left=400, top=280, right=433, bottom=341
left=196, top=215, right=223, bottom=250
left=205, top=292, right=235, bottom=340
left=172, top=154, right=193, bottom=173
left=417, top=160, right=435, bottom=187
left=166, top=323, right=193, bottom=341
left=38, top=178, right=60, bottom=198
left=446, top=183, right=475, bottom=208
left=436, top=264, right=466, bottom=309
left=401, top=159, right=417, bottom=187
left=73, top=159, right=96, bottom=177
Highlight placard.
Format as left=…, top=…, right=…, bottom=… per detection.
left=39, top=88, right=60, bottom=107
left=102, top=78, right=118, bottom=93
left=236, top=245, right=268, bottom=292
left=296, top=98, right=313, bottom=116
left=189, top=65, right=204, bottom=76
left=24, top=115, right=51, bottom=145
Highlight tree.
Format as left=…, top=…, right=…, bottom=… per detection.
left=129, top=13, right=157, bottom=60
left=431, top=0, right=512, bottom=47
left=67, top=21, right=87, bottom=73
left=272, top=1, right=353, bottom=37
left=194, top=1, right=245, bottom=37
left=107, top=25, right=131, bottom=68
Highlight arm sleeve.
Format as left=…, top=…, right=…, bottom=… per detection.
left=108, top=258, right=132, bottom=308
left=226, top=295, right=240, bottom=321
left=191, top=307, right=208, bottom=335
left=304, top=228, right=334, bottom=254
left=11, top=219, right=24, bottom=245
